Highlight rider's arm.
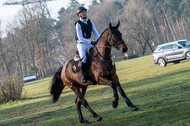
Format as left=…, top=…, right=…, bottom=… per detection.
left=76, top=23, right=91, bottom=44
left=91, top=21, right=100, bottom=39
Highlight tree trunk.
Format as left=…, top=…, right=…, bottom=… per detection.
left=0, top=55, right=10, bottom=77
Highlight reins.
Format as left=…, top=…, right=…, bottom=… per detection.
left=94, top=46, right=110, bottom=60
left=95, top=45, right=111, bottom=48
left=90, top=28, right=124, bottom=71
left=92, top=47, right=113, bottom=72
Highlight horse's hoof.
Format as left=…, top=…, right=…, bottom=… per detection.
left=131, top=105, right=139, bottom=111
left=112, top=100, right=118, bottom=108
left=80, top=119, right=89, bottom=124
left=94, top=115, right=103, bottom=121
left=96, top=116, right=103, bottom=121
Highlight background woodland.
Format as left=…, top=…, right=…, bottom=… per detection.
left=0, top=0, right=189, bottom=78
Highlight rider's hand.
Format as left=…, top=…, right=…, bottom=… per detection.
left=91, top=41, right=97, bottom=45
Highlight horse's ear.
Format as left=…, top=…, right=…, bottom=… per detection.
left=116, top=21, right=120, bottom=29
left=109, top=22, right=113, bottom=30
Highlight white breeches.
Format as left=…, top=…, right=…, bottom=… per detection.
left=77, top=44, right=93, bottom=63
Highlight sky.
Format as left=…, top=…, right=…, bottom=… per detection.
left=0, top=0, right=92, bottom=36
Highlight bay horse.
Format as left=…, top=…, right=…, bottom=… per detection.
left=50, top=22, right=139, bottom=124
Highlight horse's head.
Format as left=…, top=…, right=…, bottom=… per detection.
left=108, top=21, right=128, bottom=53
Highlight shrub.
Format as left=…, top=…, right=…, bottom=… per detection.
left=0, top=76, right=24, bottom=103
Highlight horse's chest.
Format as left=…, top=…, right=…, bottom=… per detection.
left=92, top=59, right=115, bottom=77
left=101, top=64, right=115, bottom=76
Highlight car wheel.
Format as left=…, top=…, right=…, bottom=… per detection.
left=185, top=51, right=190, bottom=61
left=158, top=58, right=167, bottom=67
left=173, top=60, right=180, bottom=64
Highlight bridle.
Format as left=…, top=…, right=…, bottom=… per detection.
left=108, top=28, right=125, bottom=48
left=94, top=28, right=125, bottom=58
left=95, top=28, right=125, bottom=49
left=91, top=28, right=126, bottom=71
left=93, top=28, right=124, bottom=61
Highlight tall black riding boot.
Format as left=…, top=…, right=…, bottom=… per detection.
left=81, top=62, right=87, bottom=83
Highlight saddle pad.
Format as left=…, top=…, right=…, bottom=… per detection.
left=72, top=61, right=81, bottom=73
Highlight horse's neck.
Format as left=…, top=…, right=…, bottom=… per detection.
left=96, top=30, right=111, bottom=61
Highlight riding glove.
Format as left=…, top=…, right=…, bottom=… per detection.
left=91, top=41, right=97, bottom=45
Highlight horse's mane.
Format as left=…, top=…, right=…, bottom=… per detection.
left=96, top=28, right=108, bottom=43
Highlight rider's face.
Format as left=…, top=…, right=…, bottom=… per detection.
left=78, top=10, right=87, bottom=19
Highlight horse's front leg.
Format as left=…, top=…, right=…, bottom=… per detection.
left=117, top=84, right=139, bottom=111
left=112, top=75, right=139, bottom=111
left=98, top=77, right=119, bottom=108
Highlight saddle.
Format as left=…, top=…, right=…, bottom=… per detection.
left=74, top=51, right=81, bottom=62
left=72, top=47, right=93, bottom=73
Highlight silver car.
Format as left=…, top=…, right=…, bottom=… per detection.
left=152, top=40, right=190, bottom=67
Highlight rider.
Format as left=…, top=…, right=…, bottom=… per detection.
left=75, top=7, right=100, bottom=83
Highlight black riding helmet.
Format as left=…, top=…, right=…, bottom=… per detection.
left=77, top=7, right=87, bottom=16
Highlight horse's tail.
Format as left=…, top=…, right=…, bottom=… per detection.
left=50, top=66, right=65, bottom=103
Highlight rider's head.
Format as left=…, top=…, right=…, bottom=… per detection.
left=77, top=7, right=87, bottom=19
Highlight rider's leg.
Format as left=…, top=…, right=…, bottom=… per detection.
left=77, top=44, right=92, bottom=83
left=79, top=47, right=87, bottom=83
left=81, top=61, right=87, bottom=83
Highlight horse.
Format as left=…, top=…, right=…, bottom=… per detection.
left=50, top=21, right=139, bottom=124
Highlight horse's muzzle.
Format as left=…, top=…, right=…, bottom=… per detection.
left=122, top=48, right=128, bottom=53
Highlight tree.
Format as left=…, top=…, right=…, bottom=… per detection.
left=17, top=3, right=58, bottom=77
left=68, top=0, right=80, bottom=10
left=111, top=1, right=123, bottom=23
left=0, top=20, right=10, bottom=77
left=164, top=0, right=181, bottom=22
left=6, top=29, right=24, bottom=77
left=58, top=7, right=65, bottom=16
left=92, top=0, right=98, bottom=5
left=122, top=0, right=154, bottom=55
left=0, top=37, right=10, bottom=77
left=179, top=0, right=190, bottom=18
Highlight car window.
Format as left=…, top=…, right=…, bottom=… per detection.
left=158, top=47, right=164, bottom=51
left=163, top=45, right=172, bottom=51
left=178, top=41, right=190, bottom=47
left=173, top=44, right=181, bottom=50
left=185, top=41, right=190, bottom=46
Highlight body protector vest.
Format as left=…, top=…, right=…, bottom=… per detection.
left=75, top=19, right=92, bottom=41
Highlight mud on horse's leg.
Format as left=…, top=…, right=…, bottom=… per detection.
left=117, top=84, right=139, bottom=111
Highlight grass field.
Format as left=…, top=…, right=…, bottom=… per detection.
left=0, top=55, right=190, bottom=126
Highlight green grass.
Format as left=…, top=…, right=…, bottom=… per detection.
left=0, top=55, right=190, bottom=126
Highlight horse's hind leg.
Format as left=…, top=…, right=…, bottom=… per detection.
left=73, top=86, right=102, bottom=123
left=75, top=86, right=89, bottom=124
left=75, top=97, right=89, bottom=124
